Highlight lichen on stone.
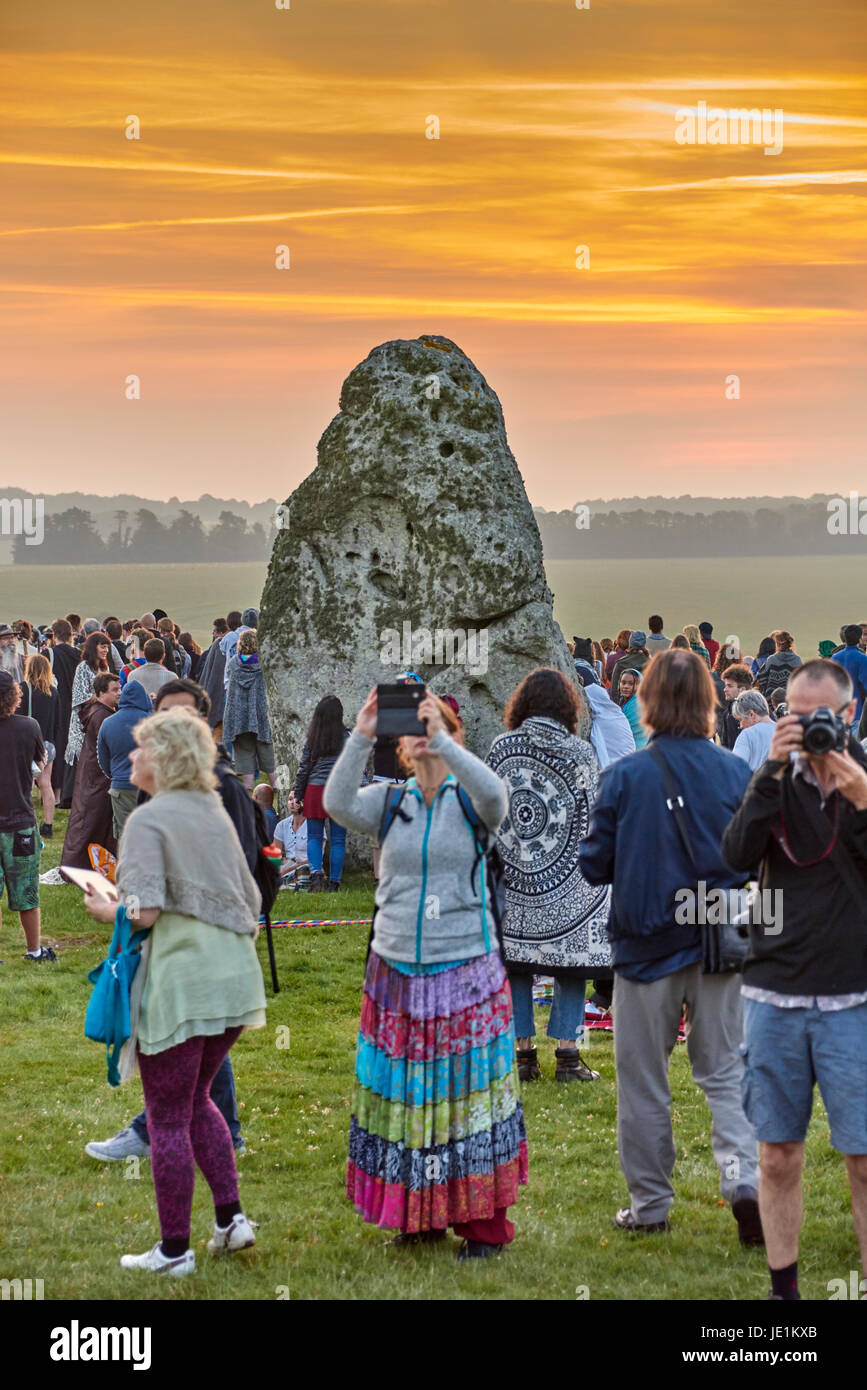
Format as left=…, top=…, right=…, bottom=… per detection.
left=259, top=335, right=578, bottom=797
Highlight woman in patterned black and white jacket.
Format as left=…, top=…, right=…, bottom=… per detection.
left=487, top=667, right=612, bottom=1085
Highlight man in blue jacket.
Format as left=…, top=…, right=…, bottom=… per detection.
left=832, top=625, right=867, bottom=724
left=579, top=648, right=762, bottom=1244
left=96, top=678, right=153, bottom=840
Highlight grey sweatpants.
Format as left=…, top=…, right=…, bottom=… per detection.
left=613, top=963, right=758, bottom=1224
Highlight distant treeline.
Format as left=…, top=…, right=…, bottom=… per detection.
left=9, top=495, right=866, bottom=564
left=12, top=507, right=273, bottom=565
left=538, top=501, right=867, bottom=559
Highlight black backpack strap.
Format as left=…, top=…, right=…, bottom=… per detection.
left=456, top=786, right=486, bottom=894
left=377, top=784, right=410, bottom=846
left=646, top=743, right=699, bottom=873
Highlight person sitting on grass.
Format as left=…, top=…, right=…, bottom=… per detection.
left=325, top=687, right=527, bottom=1261
left=83, top=709, right=266, bottom=1276
left=274, top=795, right=308, bottom=885
left=0, top=669, right=55, bottom=962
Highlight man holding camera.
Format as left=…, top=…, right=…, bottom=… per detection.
left=722, top=659, right=867, bottom=1301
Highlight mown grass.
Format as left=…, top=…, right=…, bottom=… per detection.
left=0, top=809, right=859, bottom=1301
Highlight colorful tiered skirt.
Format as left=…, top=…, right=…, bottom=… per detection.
left=346, top=947, right=529, bottom=1235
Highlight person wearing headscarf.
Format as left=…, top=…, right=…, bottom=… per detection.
left=617, top=669, right=648, bottom=749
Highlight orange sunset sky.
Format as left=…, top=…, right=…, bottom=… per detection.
left=1, top=0, right=864, bottom=508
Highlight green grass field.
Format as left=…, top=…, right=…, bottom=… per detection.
left=0, top=810, right=860, bottom=1302
left=2, top=553, right=863, bottom=655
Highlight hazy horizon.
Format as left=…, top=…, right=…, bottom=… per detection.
left=0, top=482, right=852, bottom=509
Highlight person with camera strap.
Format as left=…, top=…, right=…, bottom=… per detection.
left=722, top=658, right=867, bottom=1301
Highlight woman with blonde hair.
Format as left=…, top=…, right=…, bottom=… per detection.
left=20, top=652, right=58, bottom=837
left=84, top=709, right=266, bottom=1275
left=325, top=689, right=528, bottom=1260
left=683, top=624, right=711, bottom=667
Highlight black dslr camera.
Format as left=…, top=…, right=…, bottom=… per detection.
left=799, top=706, right=848, bottom=755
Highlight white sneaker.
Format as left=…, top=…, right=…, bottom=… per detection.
left=85, top=1126, right=151, bottom=1161
left=120, top=1243, right=195, bottom=1275
left=207, top=1213, right=257, bottom=1255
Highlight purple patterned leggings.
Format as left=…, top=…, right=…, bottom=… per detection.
left=138, top=1027, right=242, bottom=1244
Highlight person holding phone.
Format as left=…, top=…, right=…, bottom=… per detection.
left=324, top=687, right=528, bottom=1261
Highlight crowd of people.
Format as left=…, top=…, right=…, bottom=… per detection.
left=1, top=603, right=867, bottom=1296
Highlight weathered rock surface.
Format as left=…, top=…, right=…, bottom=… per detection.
left=259, top=334, right=576, bottom=789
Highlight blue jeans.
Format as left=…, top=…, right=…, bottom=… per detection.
left=132, top=1054, right=242, bottom=1148
left=742, top=996, right=867, bottom=1153
left=307, top=817, right=346, bottom=882
left=510, top=973, right=587, bottom=1043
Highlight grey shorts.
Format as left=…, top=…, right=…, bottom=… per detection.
left=232, top=732, right=275, bottom=775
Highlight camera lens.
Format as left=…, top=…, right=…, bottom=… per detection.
left=803, top=724, right=833, bottom=755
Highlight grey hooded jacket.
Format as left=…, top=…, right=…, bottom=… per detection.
left=324, top=728, right=507, bottom=964
left=222, top=653, right=272, bottom=744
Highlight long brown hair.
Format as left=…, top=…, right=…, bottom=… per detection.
left=639, top=648, right=717, bottom=739
left=713, top=646, right=742, bottom=676
left=82, top=630, right=109, bottom=672
left=24, top=652, right=53, bottom=696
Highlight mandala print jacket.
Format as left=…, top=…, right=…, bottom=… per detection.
left=486, top=716, right=612, bottom=975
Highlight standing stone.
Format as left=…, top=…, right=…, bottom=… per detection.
left=259, top=334, right=577, bottom=791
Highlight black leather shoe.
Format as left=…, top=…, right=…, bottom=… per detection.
left=386, top=1229, right=447, bottom=1248
left=612, top=1207, right=670, bottom=1233
left=732, top=1187, right=764, bottom=1247
left=456, top=1240, right=503, bottom=1261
